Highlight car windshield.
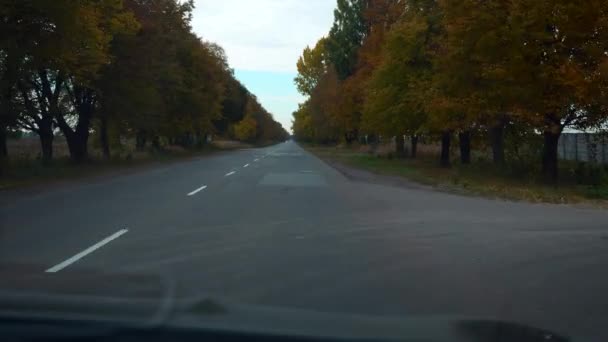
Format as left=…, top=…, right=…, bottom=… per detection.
left=1, top=1, right=608, bottom=341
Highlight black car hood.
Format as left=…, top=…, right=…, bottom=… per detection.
left=0, top=264, right=575, bottom=342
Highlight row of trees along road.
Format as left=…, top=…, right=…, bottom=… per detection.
left=0, top=0, right=288, bottom=164
left=292, top=0, right=608, bottom=183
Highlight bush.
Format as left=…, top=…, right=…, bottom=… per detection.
left=575, top=163, right=608, bottom=186
left=585, top=185, right=608, bottom=199
left=7, top=130, right=23, bottom=139
left=589, top=166, right=608, bottom=186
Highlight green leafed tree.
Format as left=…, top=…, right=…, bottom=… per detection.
left=363, top=0, right=438, bottom=159
left=326, top=0, right=367, bottom=80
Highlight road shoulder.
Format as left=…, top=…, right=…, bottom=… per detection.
left=0, top=147, right=245, bottom=205
left=306, top=145, right=608, bottom=209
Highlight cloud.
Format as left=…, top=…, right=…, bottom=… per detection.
left=191, top=0, right=335, bottom=72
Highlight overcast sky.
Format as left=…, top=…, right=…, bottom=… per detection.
left=191, top=0, right=335, bottom=132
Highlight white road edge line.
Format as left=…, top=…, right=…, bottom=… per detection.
left=225, top=171, right=236, bottom=177
left=187, top=185, right=207, bottom=196
left=243, top=164, right=249, bottom=168
left=45, top=229, right=129, bottom=273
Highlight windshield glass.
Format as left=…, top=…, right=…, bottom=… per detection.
left=1, top=1, right=608, bottom=341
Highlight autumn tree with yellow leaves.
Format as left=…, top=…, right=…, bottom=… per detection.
left=293, top=0, right=608, bottom=182
left=0, top=0, right=287, bottom=163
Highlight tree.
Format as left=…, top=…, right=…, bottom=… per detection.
left=215, top=77, right=249, bottom=134
left=0, top=1, right=26, bottom=159
left=99, top=0, right=239, bottom=153
left=295, top=38, right=328, bottom=96
left=438, top=0, right=525, bottom=165
left=2, top=0, right=284, bottom=164
left=4, top=0, right=137, bottom=162
left=161, top=37, right=226, bottom=144
left=1, top=1, right=61, bottom=161
left=363, top=1, right=435, bottom=159
left=234, top=115, right=257, bottom=143
left=292, top=101, right=316, bottom=142
left=232, top=95, right=286, bottom=144
left=295, top=0, right=608, bottom=183
left=326, top=0, right=367, bottom=80
left=309, top=67, right=343, bottom=143
left=292, top=1, right=403, bottom=146
left=337, top=0, right=406, bottom=147
left=295, top=38, right=360, bottom=144
left=506, top=0, right=608, bottom=182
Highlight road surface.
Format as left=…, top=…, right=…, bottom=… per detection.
left=1, top=141, right=608, bottom=340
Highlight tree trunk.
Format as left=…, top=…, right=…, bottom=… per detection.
left=37, top=115, right=55, bottom=163
left=0, top=125, right=7, bottom=159
left=411, top=135, right=418, bottom=159
left=57, top=117, right=90, bottom=163
left=136, top=130, right=147, bottom=151
left=100, top=116, right=110, bottom=159
left=440, top=131, right=452, bottom=168
left=0, top=122, right=10, bottom=177
left=195, top=132, right=206, bottom=148
left=39, top=129, right=54, bottom=163
left=56, top=84, right=94, bottom=162
left=490, top=123, right=505, bottom=164
left=459, top=131, right=471, bottom=164
left=64, top=131, right=89, bottom=163
left=542, top=131, right=560, bottom=184
left=344, top=133, right=352, bottom=145
left=0, top=129, right=6, bottom=176
left=395, top=134, right=405, bottom=157
left=152, top=136, right=161, bottom=150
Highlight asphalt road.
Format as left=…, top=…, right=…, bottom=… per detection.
left=2, top=141, right=608, bottom=340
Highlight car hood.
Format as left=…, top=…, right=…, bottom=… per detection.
left=0, top=264, right=574, bottom=342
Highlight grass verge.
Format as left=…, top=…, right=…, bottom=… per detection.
left=306, top=144, right=608, bottom=206
left=0, top=145, right=221, bottom=191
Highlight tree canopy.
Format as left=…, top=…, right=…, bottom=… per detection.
left=293, top=0, right=608, bottom=182
left=0, top=0, right=287, bottom=163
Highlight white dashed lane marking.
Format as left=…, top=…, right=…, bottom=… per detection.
left=46, top=229, right=129, bottom=273
left=187, top=185, right=207, bottom=196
